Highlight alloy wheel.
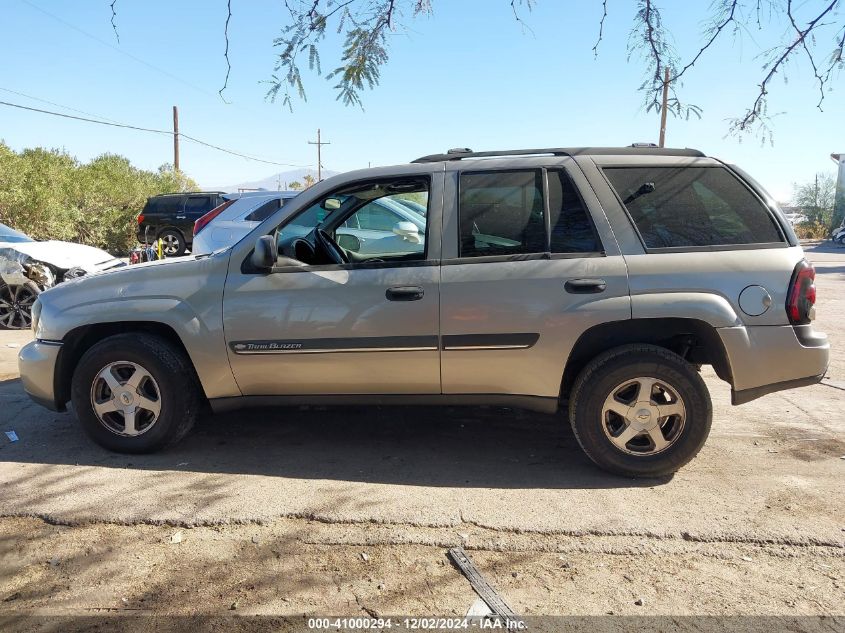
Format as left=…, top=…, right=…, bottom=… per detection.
left=601, top=376, right=686, bottom=456
left=0, top=284, right=38, bottom=329
left=90, top=361, right=162, bottom=437
left=161, top=234, right=181, bottom=256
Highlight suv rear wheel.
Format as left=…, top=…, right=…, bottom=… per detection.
left=158, top=229, right=186, bottom=256
left=71, top=333, right=201, bottom=452
left=568, top=344, right=712, bottom=477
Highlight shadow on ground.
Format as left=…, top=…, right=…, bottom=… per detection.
left=0, top=377, right=661, bottom=490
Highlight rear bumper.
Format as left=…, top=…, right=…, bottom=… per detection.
left=718, top=324, right=829, bottom=405
left=18, top=339, right=64, bottom=412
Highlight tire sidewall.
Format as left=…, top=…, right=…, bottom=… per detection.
left=570, top=348, right=712, bottom=477
left=71, top=336, right=196, bottom=453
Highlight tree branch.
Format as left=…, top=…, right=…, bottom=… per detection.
left=732, top=0, right=840, bottom=133
left=592, top=0, right=607, bottom=58
left=674, top=0, right=738, bottom=83
left=219, top=0, right=232, bottom=102
left=109, top=0, right=119, bottom=43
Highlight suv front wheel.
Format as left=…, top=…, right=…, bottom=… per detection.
left=568, top=344, right=712, bottom=477
left=71, top=333, right=201, bottom=452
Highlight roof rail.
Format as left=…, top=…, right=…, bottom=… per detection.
left=411, top=146, right=706, bottom=163
left=152, top=191, right=226, bottom=197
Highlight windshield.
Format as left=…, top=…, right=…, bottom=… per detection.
left=0, top=223, right=33, bottom=243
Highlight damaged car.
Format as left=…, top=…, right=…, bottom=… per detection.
left=0, top=222, right=125, bottom=329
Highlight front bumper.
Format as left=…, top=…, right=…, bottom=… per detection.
left=718, top=324, right=830, bottom=405
left=18, top=339, right=64, bottom=411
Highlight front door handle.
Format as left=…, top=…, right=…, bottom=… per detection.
left=175, top=215, right=186, bottom=220
left=386, top=286, right=424, bottom=301
left=565, top=278, right=607, bottom=294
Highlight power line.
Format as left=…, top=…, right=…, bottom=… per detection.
left=0, top=87, right=122, bottom=124
left=0, top=99, right=310, bottom=168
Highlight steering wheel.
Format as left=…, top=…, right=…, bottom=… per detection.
left=315, top=228, right=348, bottom=264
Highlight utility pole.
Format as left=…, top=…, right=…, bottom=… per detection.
left=172, top=105, right=180, bottom=172
left=832, top=153, right=845, bottom=230
left=658, top=67, right=670, bottom=148
left=308, top=128, right=330, bottom=181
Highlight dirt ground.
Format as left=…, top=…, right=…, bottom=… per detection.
left=0, top=242, right=843, bottom=629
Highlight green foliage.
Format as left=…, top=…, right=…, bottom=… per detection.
left=792, top=172, right=836, bottom=228
left=288, top=180, right=303, bottom=190
left=0, top=142, right=197, bottom=255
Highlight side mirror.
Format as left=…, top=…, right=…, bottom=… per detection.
left=321, top=197, right=342, bottom=211
left=392, top=221, right=421, bottom=243
left=251, top=235, right=278, bottom=270
left=336, top=232, right=361, bottom=252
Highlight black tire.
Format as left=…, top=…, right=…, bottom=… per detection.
left=158, top=229, right=186, bottom=257
left=568, top=344, right=712, bottom=478
left=71, top=333, right=202, bottom=453
left=0, top=280, right=40, bottom=330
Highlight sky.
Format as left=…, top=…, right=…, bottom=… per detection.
left=1, top=0, right=843, bottom=201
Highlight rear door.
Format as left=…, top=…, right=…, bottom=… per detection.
left=439, top=158, right=631, bottom=399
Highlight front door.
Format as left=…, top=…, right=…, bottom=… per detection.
left=222, top=172, right=443, bottom=395
left=439, top=160, right=631, bottom=399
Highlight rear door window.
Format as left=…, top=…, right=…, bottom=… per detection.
left=548, top=170, right=601, bottom=253
left=458, top=170, right=546, bottom=257
left=603, top=166, right=783, bottom=249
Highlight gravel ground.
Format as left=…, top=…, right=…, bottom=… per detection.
left=0, top=242, right=842, bottom=628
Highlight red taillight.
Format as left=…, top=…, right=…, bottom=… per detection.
left=137, top=214, right=145, bottom=224
left=193, top=199, right=235, bottom=235
left=786, top=259, right=816, bottom=325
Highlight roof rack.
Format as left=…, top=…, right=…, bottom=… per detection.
left=411, top=146, right=706, bottom=163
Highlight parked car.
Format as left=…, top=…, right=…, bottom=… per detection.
left=19, top=146, right=829, bottom=477
left=136, top=192, right=226, bottom=256
left=0, top=222, right=125, bottom=329
left=192, top=190, right=426, bottom=257
left=191, top=191, right=301, bottom=255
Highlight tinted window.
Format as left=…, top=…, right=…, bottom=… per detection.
left=184, top=196, right=212, bottom=215
left=604, top=167, right=783, bottom=248
left=244, top=199, right=281, bottom=222
left=144, top=196, right=184, bottom=214
left=0, top=223, right=32, bottom=243
left=548, top=170, right=600, bottom=253
left=458, top=170, right=546, bottom=257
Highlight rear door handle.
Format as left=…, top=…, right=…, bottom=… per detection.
left=175, top=215, right=186, bottom=220
left=565, top=278, right=607, bottom=294
left=386, top=286, right=424, bottom=301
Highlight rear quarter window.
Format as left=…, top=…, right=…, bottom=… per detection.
left=603, top=166, right=784, bottom=249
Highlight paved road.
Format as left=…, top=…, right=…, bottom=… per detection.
left=0, top=243, right=842, bottom=546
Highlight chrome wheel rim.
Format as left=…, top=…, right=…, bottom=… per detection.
left=0, top=284, right=37, bottom=329
left=601, top=376, right=686, bottom=456
left=161, top=234, right=180, bottom=255
left=90, top=361, right=162, bottom=437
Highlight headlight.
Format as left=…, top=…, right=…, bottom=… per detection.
left=30, top=297, right=42, bottom=337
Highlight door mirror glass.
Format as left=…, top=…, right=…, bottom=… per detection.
left=393, top=221, right=421, bottom=243
left=336, top=232, right=361, bottom=252
left=321, top=197, right=342, bottom=211
left=251, top=235, right=277, bottom=270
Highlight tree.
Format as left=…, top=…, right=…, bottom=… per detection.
left=0, top=142, right=198, bottom=254
left=303, top=174, right=316, bottom=188
left=792, top=172, right=837, bottom=226
left=258, top=0, right=844, bottom=138
left=288, top=180, right=303, bottom=190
